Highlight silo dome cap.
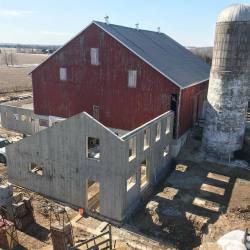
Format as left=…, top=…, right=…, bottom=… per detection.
left=217, top=4, right=250, bottom=22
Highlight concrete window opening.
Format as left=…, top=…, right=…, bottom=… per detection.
left=59, top=67, right=67, bottom=81
left=87, top=137, right=100, bottom=160
left=13, top=114, right=19, bottom=120
left=163, top=145, right=170, bottom=157
left=39, top=119, right=49, bottom=127
left=90, top=48, right=99, bottom=65
left=87, top=179, right=100, bottom=212
left=128, top=70, right=137, bottom=88
left=143, top=128, right=150, bottom=150
left=93, top=105, right=100, bottom=120
left=166, top=117, right=171, bottom=134
left=20, top=114, right=26, bottom=122
left=128, top=137, right=136, bottom=161
left=29, top=163, right=43, bottom=176
left=140, top=159, right=149, bottom=190
left=127, top=174, right=136, bottom=191
left=156, top=122, right=161, bottom=141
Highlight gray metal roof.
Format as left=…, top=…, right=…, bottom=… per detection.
left=94, top=21, right=210, bottom=88
left=217, top=4, right=250, bottom=23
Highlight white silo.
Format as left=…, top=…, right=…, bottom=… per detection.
left=202, top=4, right=250, bottom=159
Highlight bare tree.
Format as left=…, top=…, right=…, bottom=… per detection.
left=9, top=51, right=17, bottom=66
left=3, top=51, right=9, bottom=66
left=2, top=50, right=17, bottom=66
left=190, top=47, right=213, bottom=65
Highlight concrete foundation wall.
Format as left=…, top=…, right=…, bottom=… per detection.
left=6, top=111, right=174, bottom=223
left=171, top=130, right=190, bottom=157
left=0, top=101, right=67, bottom=135
left=0, top=100, right=35, bottom=135
left=121, top=111, right=174, bottom=217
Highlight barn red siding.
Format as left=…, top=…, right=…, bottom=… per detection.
left=32, top=24, right=180, bottom=131
left=178, top=81, right=208, bottom=137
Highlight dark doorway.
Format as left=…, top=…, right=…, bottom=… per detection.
left=170, top=94, right=178, bottom=138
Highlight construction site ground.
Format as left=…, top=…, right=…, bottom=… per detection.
left=0, top=122, right=249, bottom=249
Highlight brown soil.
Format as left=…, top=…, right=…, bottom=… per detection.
left=0, top=121, right=249, bottom=249
left=0, top=51, right=48, bottom=66
left=129, top=136, right=250, bottom=250
left=0, top=67, right=32, bottom=93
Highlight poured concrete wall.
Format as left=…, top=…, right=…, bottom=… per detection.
left=0, top=101, right=67, bottom=135
left=6, top=111, right=173, bottom=223
left=202, top=17, right=250, bottom=159
left=0, top=100, right=35, bottom=135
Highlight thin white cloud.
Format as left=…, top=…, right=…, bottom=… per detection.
left=0, top=9, right=34, bottom=17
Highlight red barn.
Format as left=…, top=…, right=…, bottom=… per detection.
left=31, top=21, right=210, bottom=151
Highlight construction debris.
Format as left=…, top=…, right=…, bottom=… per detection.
left=49, top=206, right=74, bottom=250
left=0, top=182, right=13, bottom=206
left=3, top=192, right=35, bottom=231
left=0, top=212, right=18, bottom=250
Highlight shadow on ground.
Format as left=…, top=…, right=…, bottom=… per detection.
left=127, top=137, right=250, bottom=250
left=24, top=222, right=50, bottom=241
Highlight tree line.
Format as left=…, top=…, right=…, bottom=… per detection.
left=0, top=49, right=17, bottom=66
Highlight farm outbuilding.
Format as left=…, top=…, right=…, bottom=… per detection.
left=0, top=20, right=211, bottom=223
left=30, top=21, right=210, bottom=154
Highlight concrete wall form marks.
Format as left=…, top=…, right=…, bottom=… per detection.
left=6, top=111, right=174, bottom=223
left=0, top=100, right=35, bottom=135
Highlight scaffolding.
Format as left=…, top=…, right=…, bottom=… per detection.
left=10, top=192, right=35, bottom=231
left=49, top=205, right=74, bottom=250
left=69, top=224, right=112, bottom=250
left=0, top=207, right=19, bottom=250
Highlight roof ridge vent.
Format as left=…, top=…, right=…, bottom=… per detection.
left=104, top=15, right=109, bottom=24
left=135, top=22, right=139, bottom=30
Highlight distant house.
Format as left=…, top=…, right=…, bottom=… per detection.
left=30, top=21, right=210, bottom=152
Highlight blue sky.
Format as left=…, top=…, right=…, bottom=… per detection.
left=0, top=0, right=250, bottom=46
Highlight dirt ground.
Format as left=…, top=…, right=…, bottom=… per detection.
left=0, top=124, right=249, bottom=249
left=129, top=136, right=250, bottom=250
left=0, top=67, right=32, bottom=93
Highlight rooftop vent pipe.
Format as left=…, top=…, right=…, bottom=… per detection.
left=104, top=15, right=109, bottom=24
left=135, top=22, right=139, bottom=30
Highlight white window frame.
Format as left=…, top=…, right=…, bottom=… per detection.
left=128, top=70, right=137, bottom=88
left=90, top=48, right=99, bottom=65
left=59, top=67, right=67, bottom=81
